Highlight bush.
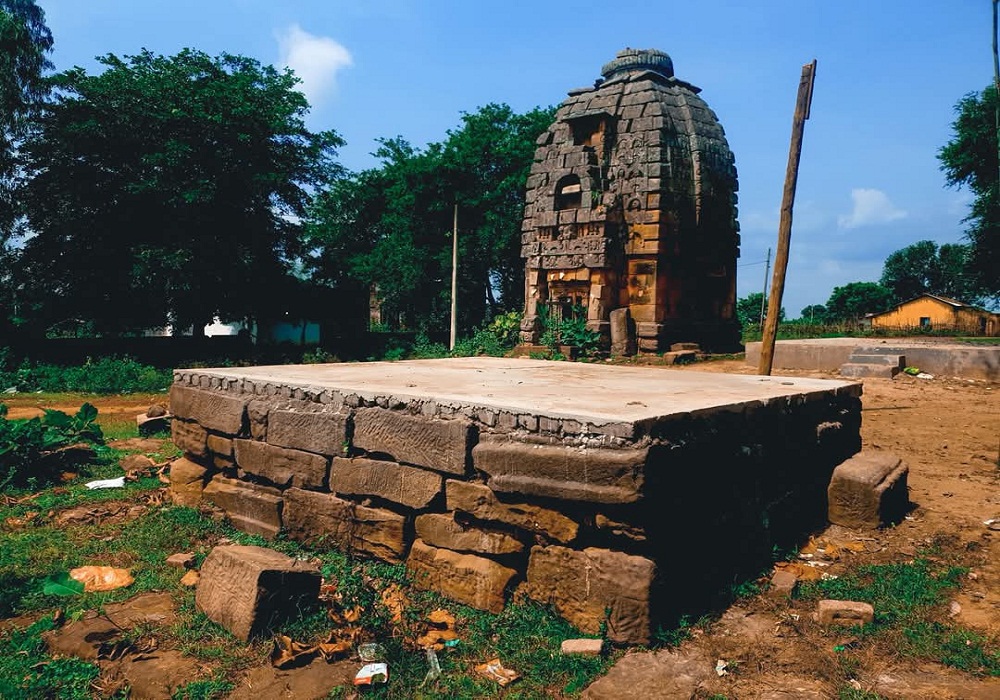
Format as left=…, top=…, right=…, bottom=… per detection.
left=0, top=403, right=104, bottom=491
left=0, top=356, right=172, bottom=394
left=452, top=311, right=522, bottom=357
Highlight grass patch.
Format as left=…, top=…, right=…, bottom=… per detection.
left=799, top=558, right=999, bottom=676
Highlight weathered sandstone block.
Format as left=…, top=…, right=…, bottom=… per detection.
left=203, top=476, right=282, bottom=539
left=446, top=480, right=578, bottom=544
left=473, top=437, right=647, bottom=503
left=206, top=434, right=233, bottom=458
left=523, top=545, right=656, bottom=644
left=329, top=457, right=442, bottom=509
left=268, top=407, right=349, bottom=456
left=170, top=385, right=246, bottom=435
left=415, top=513, right=524, bottom=556
left=817, top=599, right=874, bottom=627
left=353, top=409, right=473, bottom=474
left=234, top=439, right=328, bottom=490
left=561, top=638, right=604, bottom=656
left=169, top=457, right=210, bottom=507
left=172, top=419, right=208, bottom=459
left=195, top=544, right=320, bottom=641
left=282, top=487, right=407, bottom=563
left=828, top=452, right=909, bottom=529
left=246, top=400, right=270, bottom=440
left=406, top=539, right=516, bottom=613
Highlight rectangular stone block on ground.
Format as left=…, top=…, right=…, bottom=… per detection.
left=415, top=513, right=524, bottom=556
left=406, top=539, right=517, bottom=613
left=233, top=439, right=328, bottom=490
left=474, top=436, right=647, bottom=503
left=170, top=385, right=246, bottom=435
left=353, top=408, right=473, bottom=475
left=828, top=451, right=909, bottom=529
left=195, top=544, right=320, bottom=641
left=446, top=480, right=578, bottom=544
left=523, top=545, right=656, bottom=644
left=267, top=406, right=349, bottom=456
left=282, top=487, right=407, bottom=563
left=203, top=476, right=282, bottom=539
left=169, top=457, right=211, bottom=507
left=330, top=456, right=442, bottom=509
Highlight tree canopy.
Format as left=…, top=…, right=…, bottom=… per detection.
left=735, top=292, right=783, bottom=327
left=939, top=85, right=1000, bottom=302
left=879, top=239, right=984, bottom=305
left=824, top=281, right=894, bottom=322
left=306, top=103, right=554, bottom=334
left=16, top=49, right=343, bottom=336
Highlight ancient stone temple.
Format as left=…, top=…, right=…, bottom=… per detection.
left=520, top=48, right=741, bottom=353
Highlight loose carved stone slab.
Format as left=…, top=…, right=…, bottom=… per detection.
left=195, top=544, right=320, bottom=641
left=828, top=451, right=909, bottom=529
left=446, top=480, right=578, bottom=544
left=169, top=457, right=210, bottom=507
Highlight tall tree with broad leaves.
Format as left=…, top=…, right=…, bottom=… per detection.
left=880, top=239, right=985, bottom=305
left=824, top=281, right=895, bottom=322
left=939, top=85, right=1000, bottom=304
left=17, top=49, right=343, bottom=336
left=305, top=103, right=555, bottom=333
left=0, top=1, right=53, bottom=338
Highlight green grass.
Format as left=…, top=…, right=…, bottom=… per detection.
left=798, top=558, right=999, bottom=677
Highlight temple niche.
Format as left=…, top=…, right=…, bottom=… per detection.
left=519, top=48, right=741, bottom=353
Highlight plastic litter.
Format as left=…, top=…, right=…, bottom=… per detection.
left=715, top=659, right=729, bottom=676
left=85, top=476, right=126, bottom=490
left=420, top=648, right=442, bottom=687
left=916, top=372, right=934, bottom=380
left=354, top=662, right=388, bottom=686
left=474, top=658, right=519, bottom=686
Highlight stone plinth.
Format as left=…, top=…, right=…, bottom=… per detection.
left=170, top=357, right=862, bottom=643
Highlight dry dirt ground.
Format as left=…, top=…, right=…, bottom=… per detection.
left=3, top=364, right=998, bottom=699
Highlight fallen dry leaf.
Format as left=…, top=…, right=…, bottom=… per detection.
left=69, top=566, right=134, bottom=592
left=415, top=608, right=459, bottom=650
left=380, top=584, right=407, bottom=625
left=179, top=570, right=199, bottom=587
left=342, top=606, right=362, bottom=624
left=271, top=633, right=319, bottom=669
left=427, top=609, right=455, bottom=628
left=774, top=561, right=825, bottom=582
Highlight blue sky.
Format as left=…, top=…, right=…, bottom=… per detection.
left=39, top=0, right=991, bottom=316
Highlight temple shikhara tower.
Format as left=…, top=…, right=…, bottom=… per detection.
left=519, top=48, right=741, bottom=353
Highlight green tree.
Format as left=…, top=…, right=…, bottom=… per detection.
left=880, top=239, right=984, bottom=304
left=16, top=49, right=343, bottom=336
left=306, top=103, right=554, bottom=333
left=0, top=1, right=53, bottom=338
left=735, top=292, right=783, bottom=327
left=799, top=304, right=827, bottom=323
left=824, top=281, right=894, bottom=322
left=939, top=85, right=1000, bottom=302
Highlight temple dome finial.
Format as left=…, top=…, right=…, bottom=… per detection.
left=600, top=48, right=674, bottom=80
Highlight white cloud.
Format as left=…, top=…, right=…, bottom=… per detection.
left=837, top=188, right=907, bottom=229
left=276, top=24, right=352, bottom=106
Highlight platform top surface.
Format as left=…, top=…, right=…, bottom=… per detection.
left=187, top=357, right=858, bottom=425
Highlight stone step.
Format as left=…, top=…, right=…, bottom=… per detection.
left=854, top=345, right=906, bottom=355
left=839, top=363, right=901, bottom=379
left=846, top=353, right=905, bottom=367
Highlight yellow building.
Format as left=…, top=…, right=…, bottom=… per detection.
left=869, top=293, right=1000, bottom=336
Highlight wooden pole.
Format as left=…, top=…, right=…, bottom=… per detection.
left=450, top=203, right=458, bottom=351
left=759, top=60, right=817, bottom=376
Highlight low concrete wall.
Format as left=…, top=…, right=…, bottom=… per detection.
left=169, top=359, right=862, bottom=644
left=746, top=339, right=1000, bottom=380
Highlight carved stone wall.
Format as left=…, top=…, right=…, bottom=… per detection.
left=521, top=48, right=741, bottom=352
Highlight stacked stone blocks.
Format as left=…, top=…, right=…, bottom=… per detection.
left=170, top=368, right=862, bottom=644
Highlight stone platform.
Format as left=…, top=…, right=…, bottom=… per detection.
left=169, top=358, right=862, bottom=643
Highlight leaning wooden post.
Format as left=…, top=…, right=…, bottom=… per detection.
left=758, top=60, right=817, bottom=375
